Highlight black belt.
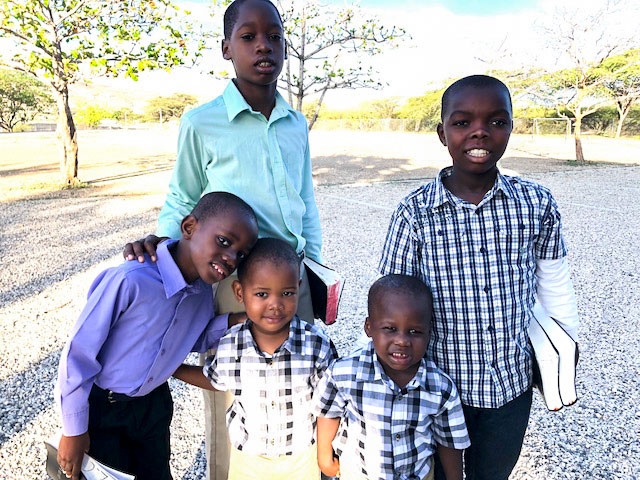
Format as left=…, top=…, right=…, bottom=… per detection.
left=91, top=384, right=137, bottom=403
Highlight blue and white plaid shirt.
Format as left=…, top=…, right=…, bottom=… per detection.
left=314, top=341, right=470, bottom=480
left=379, top=167, right=567, bottom=409
left=204, top=316, right=338, bottom=457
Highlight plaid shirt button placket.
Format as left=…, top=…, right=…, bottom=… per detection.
left=379, top=168, right=567, bottom=409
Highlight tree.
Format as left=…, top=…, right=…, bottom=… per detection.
left=531, top=1, right=640, bottom=162
left=397, top=89, right=444, bottom=132
left=0, top=1, right=199, bottom=184
left=0, top=69, right=53, bottom=132
left=276, top=0, right=405, bottom=130
left=145, top=93, right=198, bottom=122
left=75, top=104, right=113, bottom=128
left=598, top=49, right=640, bottom=137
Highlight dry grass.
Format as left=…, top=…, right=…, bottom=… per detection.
left=1, top=128, right=638, bottom=202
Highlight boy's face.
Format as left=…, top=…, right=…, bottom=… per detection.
left=233, top=260, right=299, bottom=339
left=437, top=85, right=513, bottom=176
left=222, top=0, right=285, bottom=89
left=182, top=210, right=257, bottom=285
left=365, top=292, right=431, bottom=384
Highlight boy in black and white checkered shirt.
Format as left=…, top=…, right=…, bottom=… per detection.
left=314, top=275, right=470, bottom=480
left=174, top=238, right=337, bottom=479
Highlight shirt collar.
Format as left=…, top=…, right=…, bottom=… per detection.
left=222, top=80, right=295, bottom=123
left=355, top=341, right=428, bottom=392
left=233, top=316, right=312, bottom=358
left=156, top=239, right=204, bottom=298
left=426, top=166, right=515, bottom=209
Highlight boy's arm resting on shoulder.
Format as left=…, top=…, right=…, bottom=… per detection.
left=437, top=444, right=463, bottom=480
left=535, top=257, right=579, bottom=341
left=299, top=132, right=323, bottom=262
left=58, top=432, right=90, bottom=480
left=316, top=417, right=340, bottom=477
left=157, top=116, right=210, bottom=240
left=123, top=234, right=169, bottom=263
left=173, top=364, right=218, bottom=391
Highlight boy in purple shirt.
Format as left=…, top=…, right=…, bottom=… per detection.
left=55, top=192, right=258, bottom=480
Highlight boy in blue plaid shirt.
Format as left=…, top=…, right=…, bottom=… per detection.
left=314, top=275, right=470, bottom=480
left=379, top=75, right=580, bottom=480
left=173, top=238, right=337, bottom=480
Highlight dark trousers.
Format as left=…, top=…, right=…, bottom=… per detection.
left=434, top=388, right=533, bottom=480
left=88, top=383, right=174, bottom=480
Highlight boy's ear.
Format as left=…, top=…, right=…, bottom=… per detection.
left=222, top=39, right=231, bottom=60
left=436, top=123, right=446, bottom=146
left=364, top=317, right=372, bottom=338
left=181, top=215, right=198, bottom=239
left=231, top=279, right=244, bottom=304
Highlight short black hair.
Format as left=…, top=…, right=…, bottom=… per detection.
left=368, top=274, right=433, bottom=320
left=223, top=0, right=283, bottom=39
left=441, top=75, right=512, bottom=121
left=189, top=191, right=257, bottom=227
left=236, top=237, right=300, bottom=283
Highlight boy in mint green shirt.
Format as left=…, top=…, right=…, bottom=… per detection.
left=123, top=1, right=322, bottom=478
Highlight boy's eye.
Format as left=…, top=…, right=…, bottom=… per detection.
left=409, top=329, right=423, bottom=335
left=492, top=119, right=508, bottom=127
left=282, top=291, right=296, bottom=297
left=255, top=292, right=267, bottom=298
left=269, top=34, right=282, bottom=41
left=217, top=236, right=230, bottom=247
left=452, top=120, right=468, bottom=127
left=241, top=34, right=254, bottom=40
left=383, top=326, right=396, bottom=332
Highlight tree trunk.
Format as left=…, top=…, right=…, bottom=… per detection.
left=54, top=85, right=79, bottom=184
left=574, top=116, right=585, bottom=163
left=615, top=100, right=631, bottom=139
left=308, top=86, right=328, bottom=131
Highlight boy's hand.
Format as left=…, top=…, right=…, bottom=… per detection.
left=123, top=235, right=168, bottom=263
left=318, top=453, right=340, bottom=477
left=58, top=432, right=89, bottom=479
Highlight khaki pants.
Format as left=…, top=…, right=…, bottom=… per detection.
left=339, top=456, right=434, bottom=480
left=201, top=265, right=314, bottom=480
left=228, top=444, right=320, bottom=480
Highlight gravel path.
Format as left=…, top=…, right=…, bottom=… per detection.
left=1, top=165, right=639, bottom=479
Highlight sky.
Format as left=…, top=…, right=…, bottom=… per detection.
left=82, top=0, right=638, bottom=111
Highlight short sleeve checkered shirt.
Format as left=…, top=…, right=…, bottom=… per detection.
left=379, top=168, right=567, bottom=408
left=314, top=342, right=470, bottom=480
left=204, top=316, right=338, bottom=457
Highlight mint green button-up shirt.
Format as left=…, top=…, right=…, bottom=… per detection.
left=156, top=81, right=322, bottom=261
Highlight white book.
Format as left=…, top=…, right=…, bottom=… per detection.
left=45, top=435, right=135, bottom=480
left=528, top=302, right=578, bottom=411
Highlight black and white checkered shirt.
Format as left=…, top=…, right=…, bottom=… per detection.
left=204, top=316, right=337, bottom=457
left=379, top=167, right=567, bottom=409
left=314, top=341, right=469, bottom=480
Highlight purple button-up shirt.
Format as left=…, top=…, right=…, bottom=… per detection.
left=56, top=240, right=228, bottom=436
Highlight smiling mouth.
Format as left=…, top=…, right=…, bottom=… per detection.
left=210, top=262, right=228, bottom=277
left=466, top=148, right=490, bottom=158
left=390, top=352, right=410, bottom=361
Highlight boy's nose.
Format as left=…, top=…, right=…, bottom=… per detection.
left=395, top=333, right=410, bottom=346
left=470, top=126, right=489, bottom=138
left=256, top=35, right=273, bottom=53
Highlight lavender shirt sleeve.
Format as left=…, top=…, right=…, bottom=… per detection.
left=191, top=313, right=230, bottom=353
left=55, top=268, right=131, bottom=436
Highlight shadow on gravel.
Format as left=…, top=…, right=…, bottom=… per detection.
left=180, top=441, right=207, bottom=480
left=0, top=186, right=160, bottom=310
left=312, top=154, right=441, bottom=186
left=0, top=162, right=59, bottom=178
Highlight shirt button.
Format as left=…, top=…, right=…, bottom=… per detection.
left=270, top=439, right=275, bottom=445
left=148, top=377, right=154, bottom=383
left=480, top=246, right=486, bottom=253
left=395, top=433, right=401, bottom=441
left=160, top=349, right=166, bottom=356
left=483, top=286, right=490, bottom=293
left=487, top=325, right=494, bottom=332
left=271, top=401, right=276, bottom=407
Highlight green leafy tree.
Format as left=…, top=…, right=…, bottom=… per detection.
left=397, top=89, right=444, bottom=132
left=276, top=0, right=405, bottom=130
left=598, top=49, right=640, bottom=137
left=75, top=104, right=114, bottom=128
left=0, top=0, right=200, bottom=184
left=145, top=93, right=198, bottom=122
left=530, top=1, right=640, bottom=162
left=0, top=69, right=53, bottom=132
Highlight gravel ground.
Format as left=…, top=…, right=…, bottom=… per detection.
left=1, top=160, right=639, bottom=479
